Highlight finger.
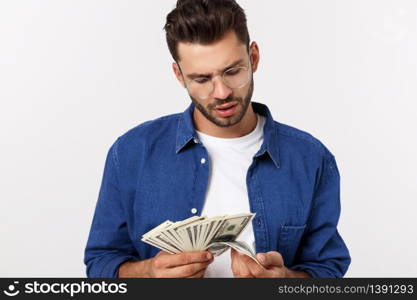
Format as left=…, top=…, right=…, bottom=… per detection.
left=231, top=249, right=247, bottom=277
left=186, top=268, right=206, bottom=278
left=237, top=259, right=253, bottom=278
left=256, top=251, right=284, bottom=268
left=157, top=251, right=212, bottom=268
left=186, top=256, right=214, bottom=278
left=246, top=259, right=272, bottom=278
left=230, top=249, right=240, bottom=277
left=232, top=250, right=254, bottom=278
left=165, top=261, right=211, bottom=278
left=232, top=252, right=272, bottom=278
left=155, top=251, right=171, bottom=257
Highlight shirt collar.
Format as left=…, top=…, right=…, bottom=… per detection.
left=175, top=103, right=197, bottom=154
left=175, top=101, right=280, bottom=168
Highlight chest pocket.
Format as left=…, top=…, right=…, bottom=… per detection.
left=278, top=224, right=306, bottom=267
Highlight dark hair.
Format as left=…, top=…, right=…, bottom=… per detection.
left=164, top=0, right=250, bottom=61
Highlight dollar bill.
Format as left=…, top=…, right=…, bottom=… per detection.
left=140, top=213, right=259, bottom=263
left=216, top=240, right=264, bottom=267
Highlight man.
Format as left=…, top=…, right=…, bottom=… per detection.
left=84, top=0, right=351, bottom=278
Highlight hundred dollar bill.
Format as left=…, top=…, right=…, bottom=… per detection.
left=140, top=213, right=259, bottom=263
left=212, top=240, right=264, bottom=267
left=204, top=213, right=255, bottom=256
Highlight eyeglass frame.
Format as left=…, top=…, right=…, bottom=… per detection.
left=178, top=52, right=254, bottom=100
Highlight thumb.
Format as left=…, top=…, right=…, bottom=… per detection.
left=256, top=251, right=284, bottom=268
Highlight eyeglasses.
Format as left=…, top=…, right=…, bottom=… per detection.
left=184, top=62, right=252, bottom=100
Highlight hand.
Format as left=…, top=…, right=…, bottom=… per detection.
left=231, top=249, right=311, bottom=278
left=147, top=250, right=213, bottom=278
left=231, top=249, right=288, bottom=278
left=119, top=250, right=213, bottom=278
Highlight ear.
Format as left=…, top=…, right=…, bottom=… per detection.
left=249, top=41, right=260, bottom=73
left=172, top=62, right=186, bottom=88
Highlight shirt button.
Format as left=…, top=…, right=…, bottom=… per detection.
left=200, top=158, right=206, bottom=164
left=191, top=208, right=198, bottom=214
left=193, top=138, right=199, bottom=144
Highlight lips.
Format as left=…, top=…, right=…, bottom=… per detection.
left=215, top=102, right=238, bottom=110
left=214, top=102, right=238, bottom=117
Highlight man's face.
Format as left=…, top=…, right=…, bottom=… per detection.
left=176, top=30, right=255, bottom=128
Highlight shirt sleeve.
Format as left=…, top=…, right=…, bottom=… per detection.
left=84, top=139, right=139, bottom=278
left=290, top=153, right=351, bottom=278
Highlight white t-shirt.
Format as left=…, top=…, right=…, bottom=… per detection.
left=196, top=114, right=266, bottom=277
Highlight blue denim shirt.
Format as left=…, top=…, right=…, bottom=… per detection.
left=84, top=102, right=351, bottom=278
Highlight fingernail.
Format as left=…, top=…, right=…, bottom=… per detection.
left=206, top=252, right=212, bottom=260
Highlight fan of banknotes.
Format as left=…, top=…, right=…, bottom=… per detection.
left=141, top=213, right=262, bottom=265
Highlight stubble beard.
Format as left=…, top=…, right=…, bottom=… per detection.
left=189, top=78, right=254, bottom=128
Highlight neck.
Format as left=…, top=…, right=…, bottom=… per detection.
left=193, top=104, right=258, bottom=138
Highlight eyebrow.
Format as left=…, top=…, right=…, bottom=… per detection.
left=186, top=59, right=245, bottom=80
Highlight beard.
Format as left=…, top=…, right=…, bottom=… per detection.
left=189, top=77, right=254, bottom=128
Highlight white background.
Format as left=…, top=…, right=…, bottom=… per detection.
left=0, top=0, right=416, bottom=277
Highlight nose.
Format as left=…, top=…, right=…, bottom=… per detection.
left=211, top=76, right=233, bottom=100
